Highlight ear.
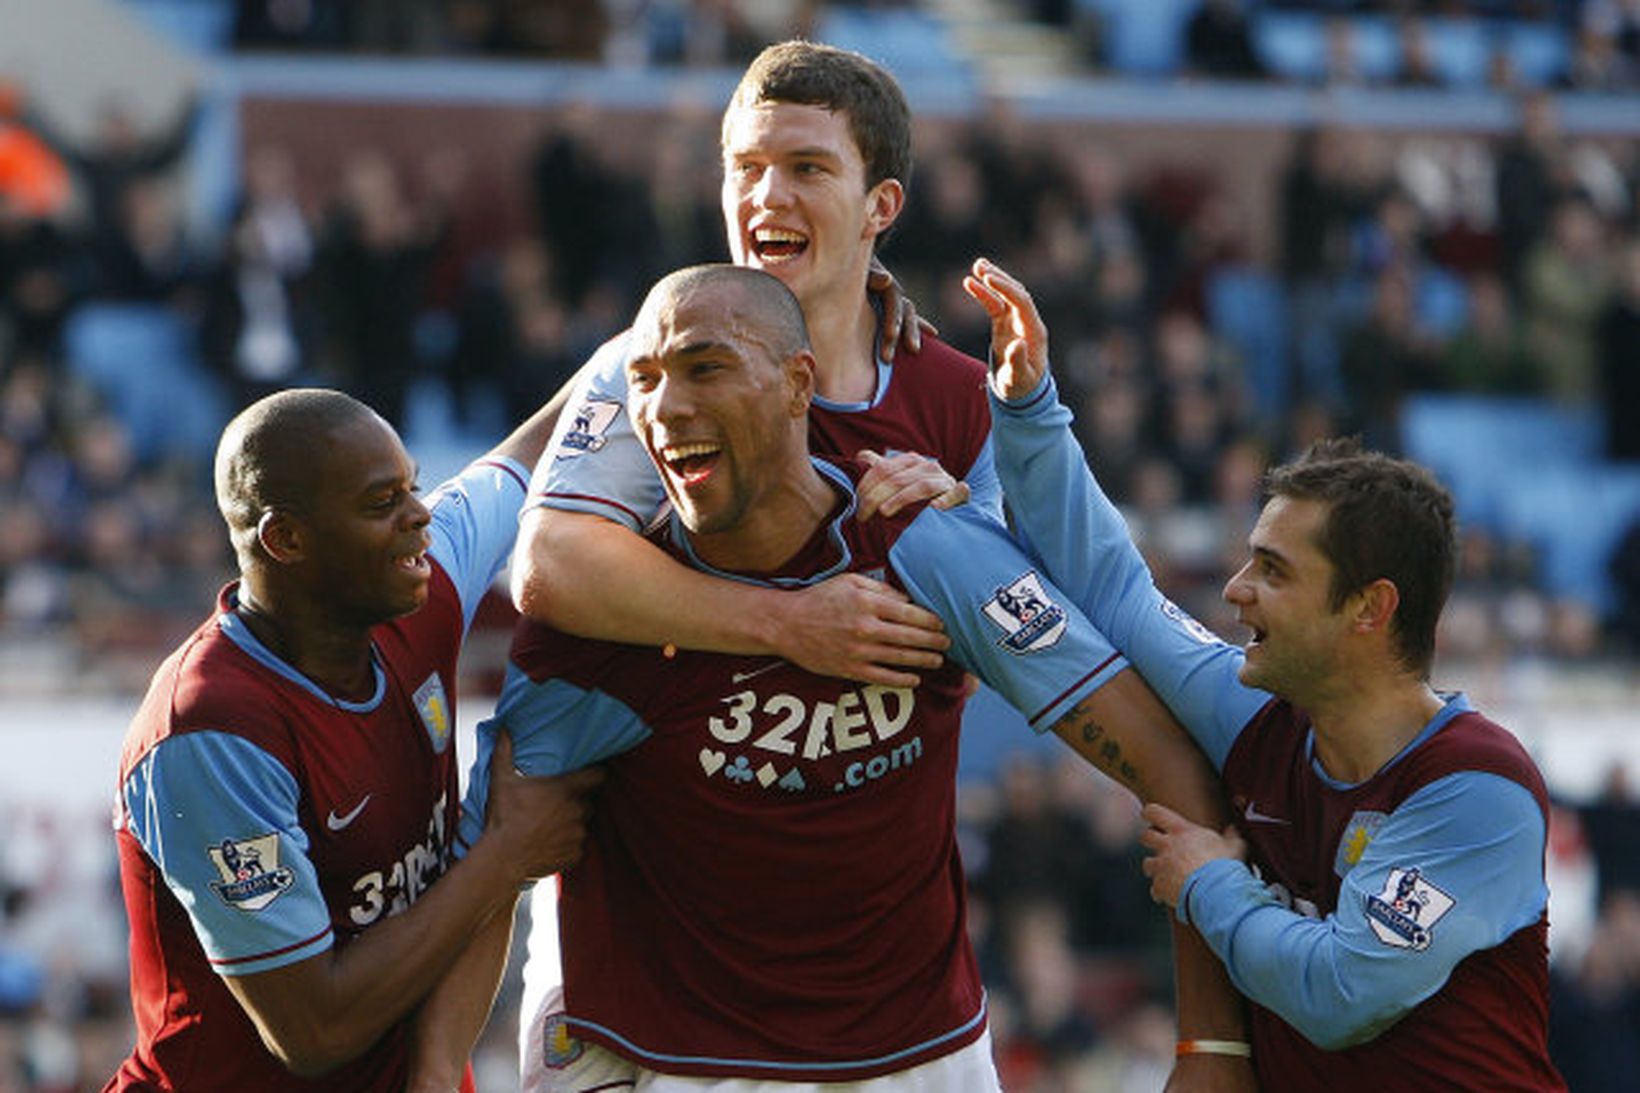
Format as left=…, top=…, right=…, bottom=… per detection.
left=256, top=509, right=306, bottom=565
left=785, top=349, right=817, bottom=418
left=1350, top=578, right=1400, bottom=636
left=863, top=178, right=905, bottom=241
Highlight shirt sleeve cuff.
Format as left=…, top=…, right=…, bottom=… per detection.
left=988, top=371, right=1057, bottom=414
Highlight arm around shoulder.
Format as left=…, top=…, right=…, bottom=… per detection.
left=513, top=505, right=949, bottom=686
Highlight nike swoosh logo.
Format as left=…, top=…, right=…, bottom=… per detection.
left=1242, top=802, right=1291, bottom=826
left=327, top=795, right=372, bottom=831
left=730, top=660, right=785, bottom=684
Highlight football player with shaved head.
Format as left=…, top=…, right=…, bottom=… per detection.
left=108, top=387, right=602, bottom=1092
left=415, top=265, right=1251, bottom=1092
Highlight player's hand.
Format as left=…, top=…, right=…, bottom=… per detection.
left=485, top=729, right=604, bottom=880
left=962, top=257, right=1049, bottom=401
left=772, top=573, right=949, bottom=687
left=855, top=449, right=969, bottom=520
left=1165, top=1053, right=1260, bottom=1093
left=1140, top=803, right=1247, bottom=908
left=868, top=257, right=936, bottom=361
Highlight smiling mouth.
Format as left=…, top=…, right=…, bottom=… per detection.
left=394, top=548, right=430, bottom=577
left=752, top=227, right=807, bottom=264
left=662, top=441, right=722, bottom=485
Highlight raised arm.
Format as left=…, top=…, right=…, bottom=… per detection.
left=967, top=259, right=1268, bottom=763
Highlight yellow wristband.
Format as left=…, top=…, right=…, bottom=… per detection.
left=1176, top=1039, right=1252, bottom=1058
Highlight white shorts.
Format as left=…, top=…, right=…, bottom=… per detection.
left=520, top=983, right=1002, bottom=1093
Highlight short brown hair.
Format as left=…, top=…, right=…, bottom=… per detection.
left=723, top=39, right=913, bottom=193
left=1265, top=437, right=1456, bottom=677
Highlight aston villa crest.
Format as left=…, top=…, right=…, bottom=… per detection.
left=414, top=672, right=452, bottom=754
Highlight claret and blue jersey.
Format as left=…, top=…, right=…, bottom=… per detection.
left=988, top=372, right=1565, bottom=1092
left=463, top=455, right=1127, bottom=1081
left=108, top=456, right=529, bottom=1093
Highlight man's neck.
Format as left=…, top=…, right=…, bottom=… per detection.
left=802, top=284, right=881, bottom=405
left=1306, top=670, right=1446, bottom=785
left=235, top=582, right=377, bottom=701
left=689, top=461, right=839, bottom=575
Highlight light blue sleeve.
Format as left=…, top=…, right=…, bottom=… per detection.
left=529, top=331, right=666, bottom=532
left=989, top=374, right=1267, bottom=769
left=889, top=502, right=1129, bottom=732
left=964, top=436, right=1005, bottom=525
left=425, top=455, right=531, bottom=630
left=1180, top=770, right=1549, bottom=1049
left=455, top=662, right=653, bottom=854
left=122, top=732, right=332, bottom=976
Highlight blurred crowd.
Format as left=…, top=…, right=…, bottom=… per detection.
left=2, top=3, right=1640, bottom=1087
left=6, top=75, right=1640, bottom=682
left=221, top=0, right=1640, bottom=94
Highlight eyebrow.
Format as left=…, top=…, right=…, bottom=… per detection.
left=631, top=339, right=735, bottom=367
left=360, top=462, right=418, bottom=496
left=727, top=143, right=840, bottom=162
left=1250, top=544, right=1290, bottom=571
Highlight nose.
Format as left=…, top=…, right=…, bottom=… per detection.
left=644, top=372, right=694, bottom=431
left=405, top=491, right=432, bottom=529
left=750, top=165, right=788, bottom=209
left=1223, top=561, right=1253, bottom=606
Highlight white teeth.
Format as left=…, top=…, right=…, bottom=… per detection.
left=754, top=228, right=806, bottom=243
left=662, top=442, right=719, bottom=461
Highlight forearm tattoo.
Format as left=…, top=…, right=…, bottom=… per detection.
left=1068, top=699, right=1140, bottom=791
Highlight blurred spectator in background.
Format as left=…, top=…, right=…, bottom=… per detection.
left=1613, top=516, right=1640, bottom=652
left=1522, top=195, right=1613, bottom=405
left=529, top=103, right=620, bottom=308
left=93, top=178, right=203, bottom=305
left=1439, top=270, right=1547, bottom=394
left=200, top=195, right=315, bottom=410
left=1598, top=234, right=1640, bottom=460
left=314, top=148, right=446, bottom=428
left=233, top=0, right=350, bottom=50
left=1184, top=0, right=1267, bottom=82
left=24, top=89, right=200, bottom=259
left=1338, top=263, right=1443, bottom=449
left=200, top=144, right=317, bottom=410
left=1495, top=91, right=1565, bottom=293
left=450, top=236, right=577, bottom=428
left=1549, top=889, right=1640, bottom=1093
left=1395, top=16, right=1442, bottom=88
left=0, top=195, right=78, bottom=363
left=0, top=84, right=70, bottom=223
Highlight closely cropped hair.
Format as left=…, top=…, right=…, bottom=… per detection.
left=724, top=39, right=913, bottom=193
left=1266, top=437, right=1457, bottom=677
left=646, top=264, right=812, bottom=361
left=214, top=388, right=374, bottom=558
